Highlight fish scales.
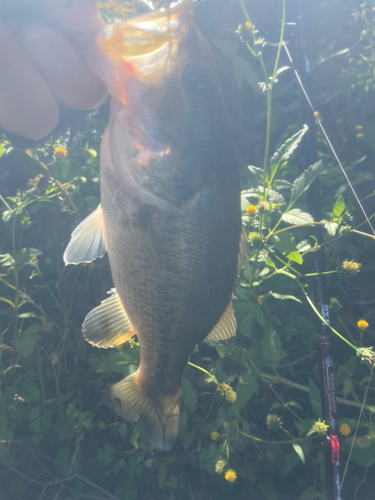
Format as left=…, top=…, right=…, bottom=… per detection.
left=64, top=0, right=242, bottom=450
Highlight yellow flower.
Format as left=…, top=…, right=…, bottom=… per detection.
left=336, top=118, right=342, bottom=123
left=225, top=470, right=237, bottom=483
left=340, top=423, right=351, bottom=436
left=215, top=460, right=226, bottom=474
left=337, top=260, right=361, bottom=277
left=246, top=205, right=257, bottom=216
left=348, top=58, right=354, bottom=63
left=314, top=111, right=320, bottom=117
left=312, top=418, right=329, bottom=435
left=355, top=125, right=363, bottom=130
left=357, top=319, right=369, bottom=330
left=266, top=414, right=282, bottom=429
left=356, top=132, right=364, bottom=138
left=256, top=296, right=262, bottom=305
left=211, top=431, right=219, bottom=441
left=217, top=383, right=237, bottom=403
left=55, top=147, right=67, bottom=160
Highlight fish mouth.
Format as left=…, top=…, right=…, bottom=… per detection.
left=98, top=0, right=195, bottom=97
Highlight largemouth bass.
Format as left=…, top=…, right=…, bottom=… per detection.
left=64, top=0, right=243, bottom=451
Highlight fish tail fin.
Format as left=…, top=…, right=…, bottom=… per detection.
left=106, top=371, right=181, bottom=451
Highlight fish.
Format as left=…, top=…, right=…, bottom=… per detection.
left=64, top=0, right=244, bottom=451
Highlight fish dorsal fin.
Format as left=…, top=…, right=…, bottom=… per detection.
left=203, top=299, right=236, bottom=343
left=82, top=289, right=136, bottom=348
left=63, top=204, right=106, bottom=265
left=237, top=227, right=248, bottom=279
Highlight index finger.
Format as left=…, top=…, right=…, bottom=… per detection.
left=44, top=0, right=104, bottom=35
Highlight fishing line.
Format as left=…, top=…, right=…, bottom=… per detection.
left=283, top=31, right=375, bottom=497
left=338, top=362, right=375, bottom=496
left=282, top=40, right=375, bottom=237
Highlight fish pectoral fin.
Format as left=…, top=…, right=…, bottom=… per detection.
left=82, top=288, right=135, bottom=348
left=63, top=203, right=106, bottom=265
left=203, top=299, right=236, bottom=343
left=106, top=371, right=181, bottom=451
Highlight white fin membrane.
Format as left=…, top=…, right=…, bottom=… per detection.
left=203, top=299, right=236, bottom=343
left=82, top=289, right=135, bottom=348
left=63, top=204, right=106, bottom=265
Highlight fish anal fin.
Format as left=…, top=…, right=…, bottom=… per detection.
left=82, top=289, right=135, bottom=348
left=64, top=203, right=106, bottom=265
left=203, top=299, right=236, bottom=343
left=107, top=371, right=181, bottom=451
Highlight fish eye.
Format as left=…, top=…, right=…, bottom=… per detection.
left=182, top=62, right=211, bottom=100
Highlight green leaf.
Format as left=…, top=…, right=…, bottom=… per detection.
left=232, top=56, right=261, bottom=93
left=210, top=39, right=238, bottom=57
left=273, top=179, right=293, bottom=190
left=2, top=210, right=12, bottom=224
left=252, top=305, right=265, bottom=327
left=280, top=451, right=301, bottom=477
left=333, top=195, right=345, bottom=217
left=215, top=344, right=228, bottom=358
left=308, top=378, right=322, bottom=418
left=297, top=239, right=312, bottom=252
left=300, top=485, right=326, bottom=500
left=270, top=126, right=308, bottom=179
left=269, top=292, right=302, bottom=303
left=322, top=220, right=339, bottom=236
left=240, top=313, right=253, bottom=337
left=286, top=400, right=303, bottom=411
left=118, top=423, right=128, bottom=437
left=261, top=330, right=282, bottom=363
left=181, top=377, right=195, bottom=410
left=228, top=376, right=258, bottom=416
left=275, top=66, right=290, bottom=77
left=267, top=188, right=286, bottom=205
left=282, top=209, right=314, bottom=226
left=273, top=232, right=303, bottom=265
left=16, top=325, right=40, bottom=357
left=293, top=443, right=306, bottom=465
left=257, top=477, right=277, bottom=500
left=130, top=429, right=140, bottom=449
left=14, top=248, right=42, bottom=264
left=288, top=161, right=324, bottom=210
left=18, top=312, right=39, bottom=319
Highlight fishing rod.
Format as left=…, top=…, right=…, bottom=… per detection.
left=293, top=4, right=341, bottom=499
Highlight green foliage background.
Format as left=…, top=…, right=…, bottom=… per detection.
left=1, top=1, right=375, bottom=499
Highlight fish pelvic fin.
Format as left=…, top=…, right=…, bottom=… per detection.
left=82, top=289, right=135, bottom=348
left=107, top=372, right=181, bottom=451
left=63, top=204, right=106, bottom=265
left=203, top=299, right=236, bottom=343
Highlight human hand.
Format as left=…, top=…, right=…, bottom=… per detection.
left=0, top=0, right=108, bottom=140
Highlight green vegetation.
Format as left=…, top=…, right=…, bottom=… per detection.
left=1, top=1, right=375, bottom=499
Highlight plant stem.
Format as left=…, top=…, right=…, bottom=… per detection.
left=261, top=372, right=375, bottom=412
left=297, top=281, right=357, bottom=350
left=188, top=362, right=219, bottom=386
left=351, top=229, right=375, bottom=240
left=267, top=221, right=326, bottom=240
left=237, top=427, right=316, bottom=445
left=11, top=218, right=19, bottom=351
left=303, top=270, right=337, bottom=277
